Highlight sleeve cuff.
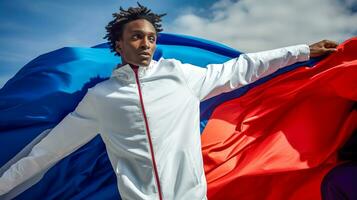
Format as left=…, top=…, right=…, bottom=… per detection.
left=298, top=44, right=310, bottom=62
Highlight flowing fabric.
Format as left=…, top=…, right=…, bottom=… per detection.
left=0, top=34, right=356, bottom=199
left=0, top=33, right=239, bottom=200
left=202, top=38, right=357, bottom=199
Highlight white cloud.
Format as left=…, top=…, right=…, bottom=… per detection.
left=167, top=0, right=357, bottom=52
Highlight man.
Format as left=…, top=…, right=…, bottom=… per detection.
left=0, top=4, right=338, bottom=200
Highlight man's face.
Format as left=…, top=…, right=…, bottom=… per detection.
left=116, top=19, right=157, bottom=67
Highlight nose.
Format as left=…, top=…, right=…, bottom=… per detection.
left=140, top=37, right=150, bottom=49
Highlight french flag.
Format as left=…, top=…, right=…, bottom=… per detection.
left=0, top=33, right=356, bottom=199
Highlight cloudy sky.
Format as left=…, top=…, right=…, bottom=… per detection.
left=0, top=0, right=356, bottom=88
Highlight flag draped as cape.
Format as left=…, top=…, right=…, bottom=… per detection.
left=0, top=34, right=356, bottom=199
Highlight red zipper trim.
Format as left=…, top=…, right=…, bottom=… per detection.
left=132, top=66, right=163, bottom=200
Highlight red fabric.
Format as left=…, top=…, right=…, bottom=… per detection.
left=202, top=38, right=357, bottom=200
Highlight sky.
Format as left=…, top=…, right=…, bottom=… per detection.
left=0, top=0, right=356, bottom=88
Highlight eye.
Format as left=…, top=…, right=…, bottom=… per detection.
left=131, top=34, right=141, bottom=40
left=148, top=36, right=156, bottom=42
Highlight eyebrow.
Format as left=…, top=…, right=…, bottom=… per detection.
left=130, top=30, right=157, bottom=35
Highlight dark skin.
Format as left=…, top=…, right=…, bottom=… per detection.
left=115, top=19, right=338, bottom=67
left=309, top=40, right=339, bottom=57
left=115, top=19, right=157, bottom=67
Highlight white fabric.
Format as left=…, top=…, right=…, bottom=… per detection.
left=0, top=45, right=309, bottom=200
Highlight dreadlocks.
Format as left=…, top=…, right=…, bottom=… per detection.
left=104, top=3, right=166, bottom=56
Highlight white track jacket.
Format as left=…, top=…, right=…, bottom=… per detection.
left=0, top=45, right=310, bottom=200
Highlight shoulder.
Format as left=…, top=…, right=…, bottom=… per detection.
left=86, top=78, right=114, bottom=96
left=157, top=57, right=182, bottom=67
left=155, top=58, right=187, bottom=74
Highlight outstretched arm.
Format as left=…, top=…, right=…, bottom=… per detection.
left=177, top=40, right=338, bottom=101
left=0, top=90, right=99, bottom=195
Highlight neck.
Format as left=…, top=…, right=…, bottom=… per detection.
left=129, top=64, right=139, bottom=69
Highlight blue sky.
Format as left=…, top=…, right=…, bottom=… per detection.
left=1, top=0, right=356, bottom=88
left=0, top=0, right=200, bottom=87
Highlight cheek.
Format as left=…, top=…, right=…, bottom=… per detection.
left=121, top=44, right=134, bottom=54
left=151, top=44, right=157, bottom=52
left=126, top=42, right=140, bottom=52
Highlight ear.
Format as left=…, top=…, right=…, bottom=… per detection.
left=115, top=41, right=122, bottom=54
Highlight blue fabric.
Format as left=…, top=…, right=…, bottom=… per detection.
left=14, top=135, right=120, bottom=200
left=321, top=161, right=357, bottom=200
left=0, top=33, right=318, bottom=199
left=0, top=33, right=241, bottom=199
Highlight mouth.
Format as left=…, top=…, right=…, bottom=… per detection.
left=138, top=52, right=151, bottom=58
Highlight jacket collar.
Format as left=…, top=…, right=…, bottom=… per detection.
left=111, top=60, right=157, bottom=81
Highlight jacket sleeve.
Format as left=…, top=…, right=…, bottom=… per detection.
left=176, top=44, right=310, bottom=101
left=0, top=90, right=99, bottom=195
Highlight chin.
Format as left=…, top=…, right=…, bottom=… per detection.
left=139, top=59, right=151, bottom=66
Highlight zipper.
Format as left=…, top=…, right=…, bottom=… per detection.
left=132, top=65, right=163, bottom=200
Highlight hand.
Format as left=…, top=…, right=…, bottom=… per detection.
left=309, top=40, right=339, bottom=58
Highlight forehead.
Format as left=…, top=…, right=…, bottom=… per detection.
left=123, top=19, right=156, bottom=34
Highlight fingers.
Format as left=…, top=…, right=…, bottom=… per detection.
left=322, top=40, right=339, bottom=48
left=320, top=40, right=339, bottom=54
left=320, top=49, right=337, bottom=57
left=324, top=47, right=338, bottom=53
left=309, top=39, right=339, bottom=58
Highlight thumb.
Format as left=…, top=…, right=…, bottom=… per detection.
left=325, top=48, right=338, bottom=53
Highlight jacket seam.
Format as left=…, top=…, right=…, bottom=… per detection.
left=132, top=68, right=164, bottom=200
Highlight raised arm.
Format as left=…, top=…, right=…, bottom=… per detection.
left=177, top=44, right=310, bottom=101
left=177, top=39, right=339, bottom=101
left=0, top=90, right=99, bottom=196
